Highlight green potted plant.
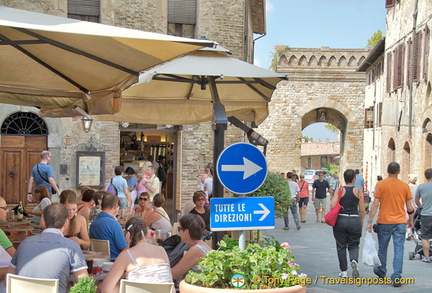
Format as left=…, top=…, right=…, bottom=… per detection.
left=180, top=236, right=307, bottom=292
left=69, top=277, right=97, bottom=293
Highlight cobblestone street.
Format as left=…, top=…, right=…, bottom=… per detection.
left=263, top=203, right=430, bottom=292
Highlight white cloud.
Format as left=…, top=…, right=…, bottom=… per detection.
left=266, top=0, right=275, bottom=13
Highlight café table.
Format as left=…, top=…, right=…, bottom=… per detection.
left=0, top=218, right=33, bottom=247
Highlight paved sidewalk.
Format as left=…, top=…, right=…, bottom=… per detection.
left=262, top=203, right=430, bottom=292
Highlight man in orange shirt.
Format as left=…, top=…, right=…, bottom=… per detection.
left=367, top=162, right=414, bottom=287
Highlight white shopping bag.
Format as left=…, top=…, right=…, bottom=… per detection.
left=362, top=232, right=381, bottom=266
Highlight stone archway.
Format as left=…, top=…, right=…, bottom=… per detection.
left=257, top=46, right=368, bottom=174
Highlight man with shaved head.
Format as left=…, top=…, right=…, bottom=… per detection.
left=27, top=150, right=61, bottom=202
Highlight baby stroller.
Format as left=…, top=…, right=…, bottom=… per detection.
left=408, top=209, right=432, bottom=260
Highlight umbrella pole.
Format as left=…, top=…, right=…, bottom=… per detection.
left=209, top=76, right=227, bottom=249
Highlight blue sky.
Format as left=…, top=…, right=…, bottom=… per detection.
left=254, top=0, right=386, bottom=142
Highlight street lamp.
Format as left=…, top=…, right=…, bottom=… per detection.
left=82, top=116, right=93, bottom=133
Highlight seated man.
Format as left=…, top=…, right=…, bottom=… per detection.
left=89, top=194, right=128, bottom=259
left=9, top=203, right=88, bottom=293
left=0, top=197, right=15, bottom=257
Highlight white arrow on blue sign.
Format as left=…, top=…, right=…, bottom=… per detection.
left=216, top=143, right=267, bottom=194
left=210, top=197, right=275, bottom=231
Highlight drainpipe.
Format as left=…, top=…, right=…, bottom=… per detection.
left=409, top=0, right=419, bottom=136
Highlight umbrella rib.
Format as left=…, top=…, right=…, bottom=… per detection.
left=238, top=77, right=271, bottom=102
left=153, top=75, right=195, bottom=83
left=14, top=27, right=139, bottom=76
left=0, top=40, right=46, bottom=45
left=0, top=32, right=89, bottom=93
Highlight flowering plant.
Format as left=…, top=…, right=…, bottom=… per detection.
left=185, top=236, right=307, bottom=289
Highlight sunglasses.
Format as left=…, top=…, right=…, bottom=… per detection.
left=197, top=198, right=206, bottom=202
left=139, top=198, right=149, bottom=201
left=0, top=207, right=7, bottom=210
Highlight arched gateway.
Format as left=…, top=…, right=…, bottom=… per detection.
left=258, top=46, right=370, bottom=173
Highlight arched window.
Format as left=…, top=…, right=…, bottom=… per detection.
left=1, top=112, right=48, bottom=136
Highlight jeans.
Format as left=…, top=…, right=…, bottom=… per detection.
left=284, top=199, right=300, bottom=227
left=374, top=223, right=406, bottom=281
left=332, top=216, right=362, bottom=271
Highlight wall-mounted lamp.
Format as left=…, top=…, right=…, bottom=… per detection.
left=82, top=116, right=93, bottom=133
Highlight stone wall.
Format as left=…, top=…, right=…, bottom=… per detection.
left=258, top=47, right=369, bottom=174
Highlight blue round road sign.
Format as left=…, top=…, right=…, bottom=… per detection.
left=216, top=143, right=267, bottom=194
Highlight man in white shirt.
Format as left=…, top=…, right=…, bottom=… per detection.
left=143, top=166, right=160, bottom=201
left=284, top=172, right=301, bottom=230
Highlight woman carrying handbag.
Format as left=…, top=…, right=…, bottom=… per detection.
left=330, top=169, right=365, bottom=278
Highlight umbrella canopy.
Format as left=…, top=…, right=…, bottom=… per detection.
left=0, top=6, right=214, bottom=115
left=94, top=46, right=287, bottom=125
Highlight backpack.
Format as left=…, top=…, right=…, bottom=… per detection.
left=107, top=178, right=118, bottom=195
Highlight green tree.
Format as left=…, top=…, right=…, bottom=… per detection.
left=302, top=136, right=313, bottom=143
left=367, top=30, right=383, bottom=48
left=325, top=123, right=339, bottom=134
left=323, top=163, right=339, bottom=176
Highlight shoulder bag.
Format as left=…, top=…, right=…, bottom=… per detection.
left=36, top=164, right=57, bottom=194
left=324, top=187, right=344, bottom=226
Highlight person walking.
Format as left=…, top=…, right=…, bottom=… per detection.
left=312, top=171, right=332, bottom=223
left=329, top=172, right=339, bottom=197
left=27, top=150, right=61, bottom=202
left=297, top=174, right=309, bottom=223
left=107, top=166, right=132, bottom=211
left=284, top=172, right=301, bottom=230
left=414, top=168, right=432, bottom=263
left=331, top=169, right=365, bottom=278
left=366, top=162, right=414, bottom=287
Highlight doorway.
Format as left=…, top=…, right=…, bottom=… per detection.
left=120, top=127, right=179, bottom=221
left=0, top=112, right=48, bottom=205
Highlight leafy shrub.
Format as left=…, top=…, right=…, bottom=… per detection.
left=69, top=277, right=97, bottom=293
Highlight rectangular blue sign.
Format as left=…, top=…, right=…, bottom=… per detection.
left=210, top=197, right=275, bottom=231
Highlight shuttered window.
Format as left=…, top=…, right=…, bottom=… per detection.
left=423, top=25, right=430, bottom=81
left=377, top=102, right=383, bottom=127
left=68, top=0, right=100, bottom=22
left=407, top=38, right=411, bottom=86
left=168, top=0, right=197, bottom=24
left=413, top=31, right=422, bottom=82
left=364, top=107, right=374, bottom=129
left=397, top=43, right=405, bottom=88
left=386, top=0, right=395, bottom=8
left=168, top=0, right=197, bottom=38
left=386, top=52, right=392, bottom=93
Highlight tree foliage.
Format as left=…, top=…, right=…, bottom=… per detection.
left=325, top=123, right=339, bottom=134
left=247, top=172, right=291, bottom=218
left=367, top=30, right=383, bottom=48
left=322, top=163, right=339, bottom=176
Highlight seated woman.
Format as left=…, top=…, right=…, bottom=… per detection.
left=101, top=217, right=173, bottom=293
left=189, top=191, right=210, bottom=232
left=131, top=192, right=152, bottom=220
left=60, top=190, right=91, bottom=250
left=171, top=214, right=211, bottom=281
left=145, top=193, right=172, bottom=240
left=77, top=188, right=95, bottom=223
left=25, top=186, right=51, bottom=233
left=89, top=191, right=106, bottom=222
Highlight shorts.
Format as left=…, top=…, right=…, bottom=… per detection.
left=420, top=215, right=432, bottom=239
left=118, top=197, right=128, bottom=210
left=314, top=198, right=327, bottom=209
left=298, top=197, right=309, bottom=207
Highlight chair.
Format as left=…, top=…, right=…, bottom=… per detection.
left=90, top=238, right=110, bottom=255
left=119, top=280, right=174, bottom=293
left=6, top=273, right=58, bottom=293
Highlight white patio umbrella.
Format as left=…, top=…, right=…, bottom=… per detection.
left=94, top=45, right=287, bottom=125
left=0, top=6, right=213, bottom=115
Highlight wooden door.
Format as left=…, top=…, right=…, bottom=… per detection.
left=0, top=136, right=47, bottom=205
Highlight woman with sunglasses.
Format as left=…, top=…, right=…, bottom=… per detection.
left=101, top=217, right=173, bottom=293
left=131, top=192, right=152, bottom=220
left=189, top=191, right=210, bottom=232
left=171, top=214, right=211, bottom=281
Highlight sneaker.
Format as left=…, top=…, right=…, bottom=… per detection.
left=338, top=271, right=347, bottom=278
left=283, top=227, right=289, bottom=230
left=351, top=260, right=359, bottom=278
left=373, top=266, right=385, bottom=278
left=295, top=221, right=301, bottom=230
left=422, top=257, right=430, bottom=263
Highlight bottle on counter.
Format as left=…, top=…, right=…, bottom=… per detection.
left=17, top=201, right=24, bottom=221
